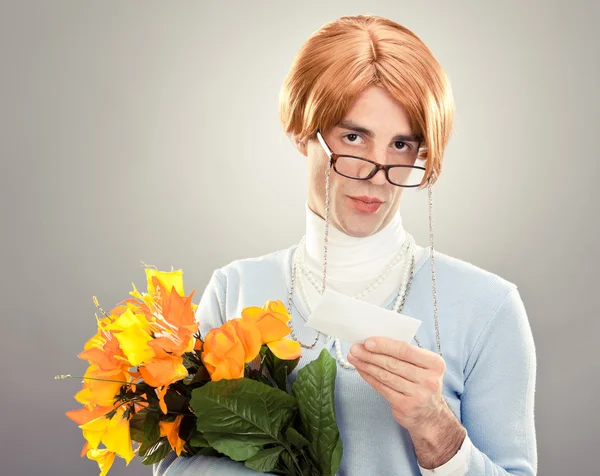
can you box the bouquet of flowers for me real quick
[59,266,342,476]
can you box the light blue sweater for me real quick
[153,245,537,475]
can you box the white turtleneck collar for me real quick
[303,201,409,283]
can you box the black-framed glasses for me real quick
[316,129,430,188]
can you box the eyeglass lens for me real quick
[334,155,425,186]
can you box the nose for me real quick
[369,167,388,185]
[367,145,390,185]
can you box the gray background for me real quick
[1,1,598,475]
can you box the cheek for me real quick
[307,155,325,179]
[390,188,403,204]
[310,161,339,193]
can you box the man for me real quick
[155,14,537,476]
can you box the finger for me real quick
[348,353,414,396]
[349,345,422,383]
[355,365,408,400]
[364,337,441,370]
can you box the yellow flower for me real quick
[86,448,116,476]
[146,268,184,296]
[127,282,157,310]
[105,308,155,366]
[74,366,130,408]
[159,415,186,456]
[80,406,135,464]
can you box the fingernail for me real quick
[365,340,376,350]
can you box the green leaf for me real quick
[197,446,221,457]
[143,384,160,407]
[245,446,285,472]
[143,410,160,444]
[261,346,300,392]
[140,437,171,465]
[292,349,342,476]
[190,378,297,445]
[129,426,145,443]
[285,427,309,449]
[189,430,210,447]
[129,409,147,443]
[280,450,304,476]
[164,389,187,414]
[203,433,262,461]
[138,437,156,457]
[178,414,196,442]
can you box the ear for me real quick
[294,138,308,157]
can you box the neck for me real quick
[304,202,408,282]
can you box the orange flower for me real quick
[138,355,187,389]
[78,327,129,373]
[66,405,114,426]
[241,300,292,343]
[159,415,186,456]
[227,318,262,363]
[148,283,198,356]
[138,355,188,414]
[266,338,301,361]
[201,321,247,381]
[200,301,302,381]
[241,300,301,360]
[193,337,202,352]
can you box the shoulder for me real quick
[421,249,530,366]
[429,248,517,291]
[211,244,295,290]
[204,244,296,320]
[420,247,519,319]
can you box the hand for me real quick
[347,336,447,434]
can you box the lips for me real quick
[348,195,383,204]
[348,196,384,213]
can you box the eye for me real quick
[343,133,363,144]
[394,141,409,151]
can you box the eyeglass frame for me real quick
[315,129,432,188]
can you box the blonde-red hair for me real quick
[279,15,454,187]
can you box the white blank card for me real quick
[305,288,422,344]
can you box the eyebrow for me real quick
[335,120,421,142]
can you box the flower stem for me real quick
[54,374,133,385]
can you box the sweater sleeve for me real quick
[152,270,274,476]
[462,287,538,476]
[418,430,473,475]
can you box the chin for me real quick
[334,215,381,238]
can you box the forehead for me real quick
[336,85,414,138]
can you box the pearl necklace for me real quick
[297,233,412,300]
[287,233,416,369]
